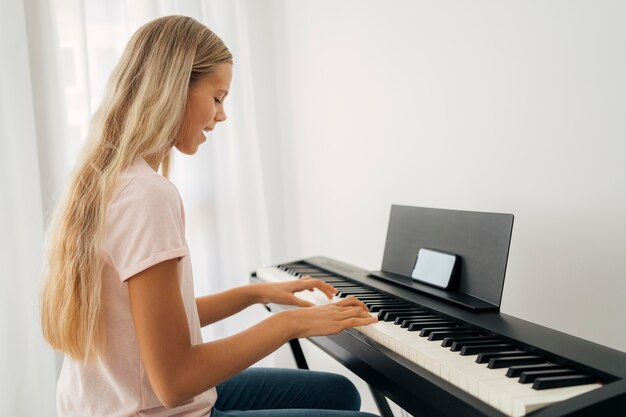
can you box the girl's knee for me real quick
[327,373,361,411]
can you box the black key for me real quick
[363,299,406,305]
[367,302,408,310]
[400,315,445,323]
[354,299,394,305]
[288,268,321,273]
[420,326,463,337]
[341,295,379,301]
[369,304,413,313]
[324,282,354,286]
[343,295,382,301]
[378,309,411,321]
[383,309,426,318]
[428,330,479,341]
[506,363,563,378]
[277,265,301,270]
[460,344,513,356]
[402,317,449,325]
[393,310,433,317]
[376,307,419,317]
[355,293,392,298]
[321,279,353,283]
[352,295,390,304]
[533,375,596,390]
[407,321,456,331]
[450,340,504,352]
[400,318,447,328]
[379,310,424,321]
[359,298,397,304]
[360,298,401,304]
[475,351,527,363]
[395,314,440,325]
[353,294,391,298]
[487,355,545,369]
[338,290,379,297]
[342,287,380,300]
[441,335,491,348]
[519,369,578,384]
[291,271,322,276]
[341,293,380,299]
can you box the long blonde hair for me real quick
[40,15,232,361]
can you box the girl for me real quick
[40,15,379,417]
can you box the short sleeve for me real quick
[104,175,188,282]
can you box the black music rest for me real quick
[369,205,514,311]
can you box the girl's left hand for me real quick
[256,277,337,307]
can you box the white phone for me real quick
[411,248,457,289]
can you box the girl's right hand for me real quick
[278,296,378,339]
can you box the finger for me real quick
[298,279,337,299]
[294,277,318,289]
[290,277,316,292]
[335,296,369,312]
[314,283,337,299]
[291,296,314,308]
[335,306,371,320]
[321,283,338,299]
[340,316,379,330]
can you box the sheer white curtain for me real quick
[1,0,60,416]
[1,0,276,415]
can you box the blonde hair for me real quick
[40,15,232,361]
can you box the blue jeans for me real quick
[211,368,380,417]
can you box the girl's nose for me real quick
[215,109,227,122]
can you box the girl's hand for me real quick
[256,277,337,307]
[278,296,378,339]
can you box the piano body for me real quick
[251,205,626,417]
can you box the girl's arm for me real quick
[195,286,260,327]
[128,258,376,409]
[196,280,338,327]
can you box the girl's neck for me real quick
[144,156,160,172]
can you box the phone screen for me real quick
[411,248,457,289]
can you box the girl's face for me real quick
[176,63,233,155]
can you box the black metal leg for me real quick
[369,386,395,417]
[288,337,395,416]
[288,338,309,370]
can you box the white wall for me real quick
[256,0,626,354]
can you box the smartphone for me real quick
[411,248,458,289]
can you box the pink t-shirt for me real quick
[57,158,216,416]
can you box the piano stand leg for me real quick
[287,338,395,417]
[369,386,395,417]
[288,338,309,370]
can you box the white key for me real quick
[509,383,601,417]
[256,266,297,283]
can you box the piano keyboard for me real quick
[255,263,604,417]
